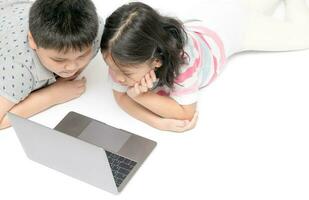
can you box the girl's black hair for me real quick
[100,2,187,88]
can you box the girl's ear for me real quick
[28,32,38,50]
[152,58,162,68]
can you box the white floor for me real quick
[1,1,309,200]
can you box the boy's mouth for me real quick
[61,70,77,75]
[59,70,79,78]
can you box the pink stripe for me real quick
[156,90,170,96]
[193,28,224,85]
[194,31,219,86]
[195,32,218,73]
[175,57,200,83]
[170,82,199,96]
[205,56,218,86]
[175,35,202,84]
[188,26,226,66]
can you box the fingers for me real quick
[140,78,148,92]
[127,70,158,98]
[168,111,199,132]
[75,77,87,87]
[134,83,141,96]
[173,119,189,127]
[150,70,157,82]
[144,73,153,88]
[71,77,87,96]
[77,77,86,94]
[185,111,199,130]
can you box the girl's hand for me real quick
[47,77,87,105]
[126,70,157,98]
[156,111,199,132]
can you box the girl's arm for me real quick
[129,91,196,120]
[113,90,197,132]
[125,71,197,120]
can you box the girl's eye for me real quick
[124,72,132,77]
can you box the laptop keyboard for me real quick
[105,151,137,187]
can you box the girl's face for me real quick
[103,52,161,87]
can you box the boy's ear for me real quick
[28,32,38,50]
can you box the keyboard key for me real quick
[105,151,137,187]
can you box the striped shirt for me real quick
[109,23,226,105]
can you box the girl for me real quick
[100,0,309,132]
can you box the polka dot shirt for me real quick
[0,0,103,104]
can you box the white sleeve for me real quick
[169,82,200,105]
[108,72,128,93]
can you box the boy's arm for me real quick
[129,91,197,120]
[0,87,54,130]
[113,91,197,132]
[0,96,15,130]
[0,78,87,130]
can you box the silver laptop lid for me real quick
[54,112,157,163]
[53,111,157,192]
[7,113,118,194]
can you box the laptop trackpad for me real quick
[78,121,131,152]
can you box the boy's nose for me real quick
[65,62,78,71]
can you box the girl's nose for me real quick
[116,74,126,83]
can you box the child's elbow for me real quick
[176,109,196,121]
[179,112,195,121]
[0,120,10,130]
[177,104,197,121]
[113,90,127,104]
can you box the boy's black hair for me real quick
[100,2,187,89]
[29,0,98,52]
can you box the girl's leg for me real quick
[242,0,309,51]
[285,0,309,23]
[239,0,282,15]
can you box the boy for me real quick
[0,0,103,129]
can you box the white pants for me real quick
[241,0,309,53]
[143,0,309,57]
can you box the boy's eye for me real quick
[78,54,88,60]
[78,50,92,59]
[52,59,65,63]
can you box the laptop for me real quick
[7,112,156,194]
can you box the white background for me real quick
[1,1,309,200]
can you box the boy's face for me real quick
[35,47,93,78]
[28,32,93,78]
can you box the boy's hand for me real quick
[48,77,87,105]
[126,70,157,98]
[156,111,199,132]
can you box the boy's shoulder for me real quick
[0,1,32,64]
[0,1,56,104]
